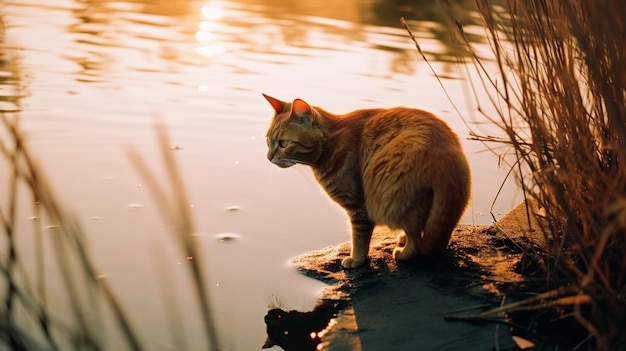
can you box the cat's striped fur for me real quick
[264,94,471,268]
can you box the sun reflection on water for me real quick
[195,2,227,58]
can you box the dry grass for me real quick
[1,111,142,350]
[128,121,223,351]
[0,113,222,351]
[421,0,626,349]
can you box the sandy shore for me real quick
[291,201,545,351]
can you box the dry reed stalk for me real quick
[1,111,148,351]
[445,287,591,322]
[1,112,222,350]
[128,121,222,351]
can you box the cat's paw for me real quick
[393,246,416,261]
[341,257,366,269]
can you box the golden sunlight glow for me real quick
[195,2,226,57]
[202,5,223,20]
[199,20,218,32]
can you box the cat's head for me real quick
[262,307,320,351]
[263,94,325,168]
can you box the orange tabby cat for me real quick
[264,94,471,269]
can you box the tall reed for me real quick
[128,122,222,351]
[0,100,222,351]
[1,111,144,350]
[436,0,625,348]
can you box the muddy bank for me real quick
[291,201,547,351]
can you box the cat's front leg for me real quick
[341,209,374,269]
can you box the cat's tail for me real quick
[419,161,471,256]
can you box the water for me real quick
[1,0,519,350]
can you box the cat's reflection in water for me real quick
[262,299,346,351]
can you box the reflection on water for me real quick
[2,0,516,350]
[263,299,346,351]
[39,0,486,85]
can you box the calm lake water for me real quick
[2,0,518,350]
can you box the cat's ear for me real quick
[261,336,275,349]
[290,99,315,126]
[262,93,287,114]
[291,99,312,117]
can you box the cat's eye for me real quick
[278,140,288,148]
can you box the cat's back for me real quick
[354,107,463,155]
